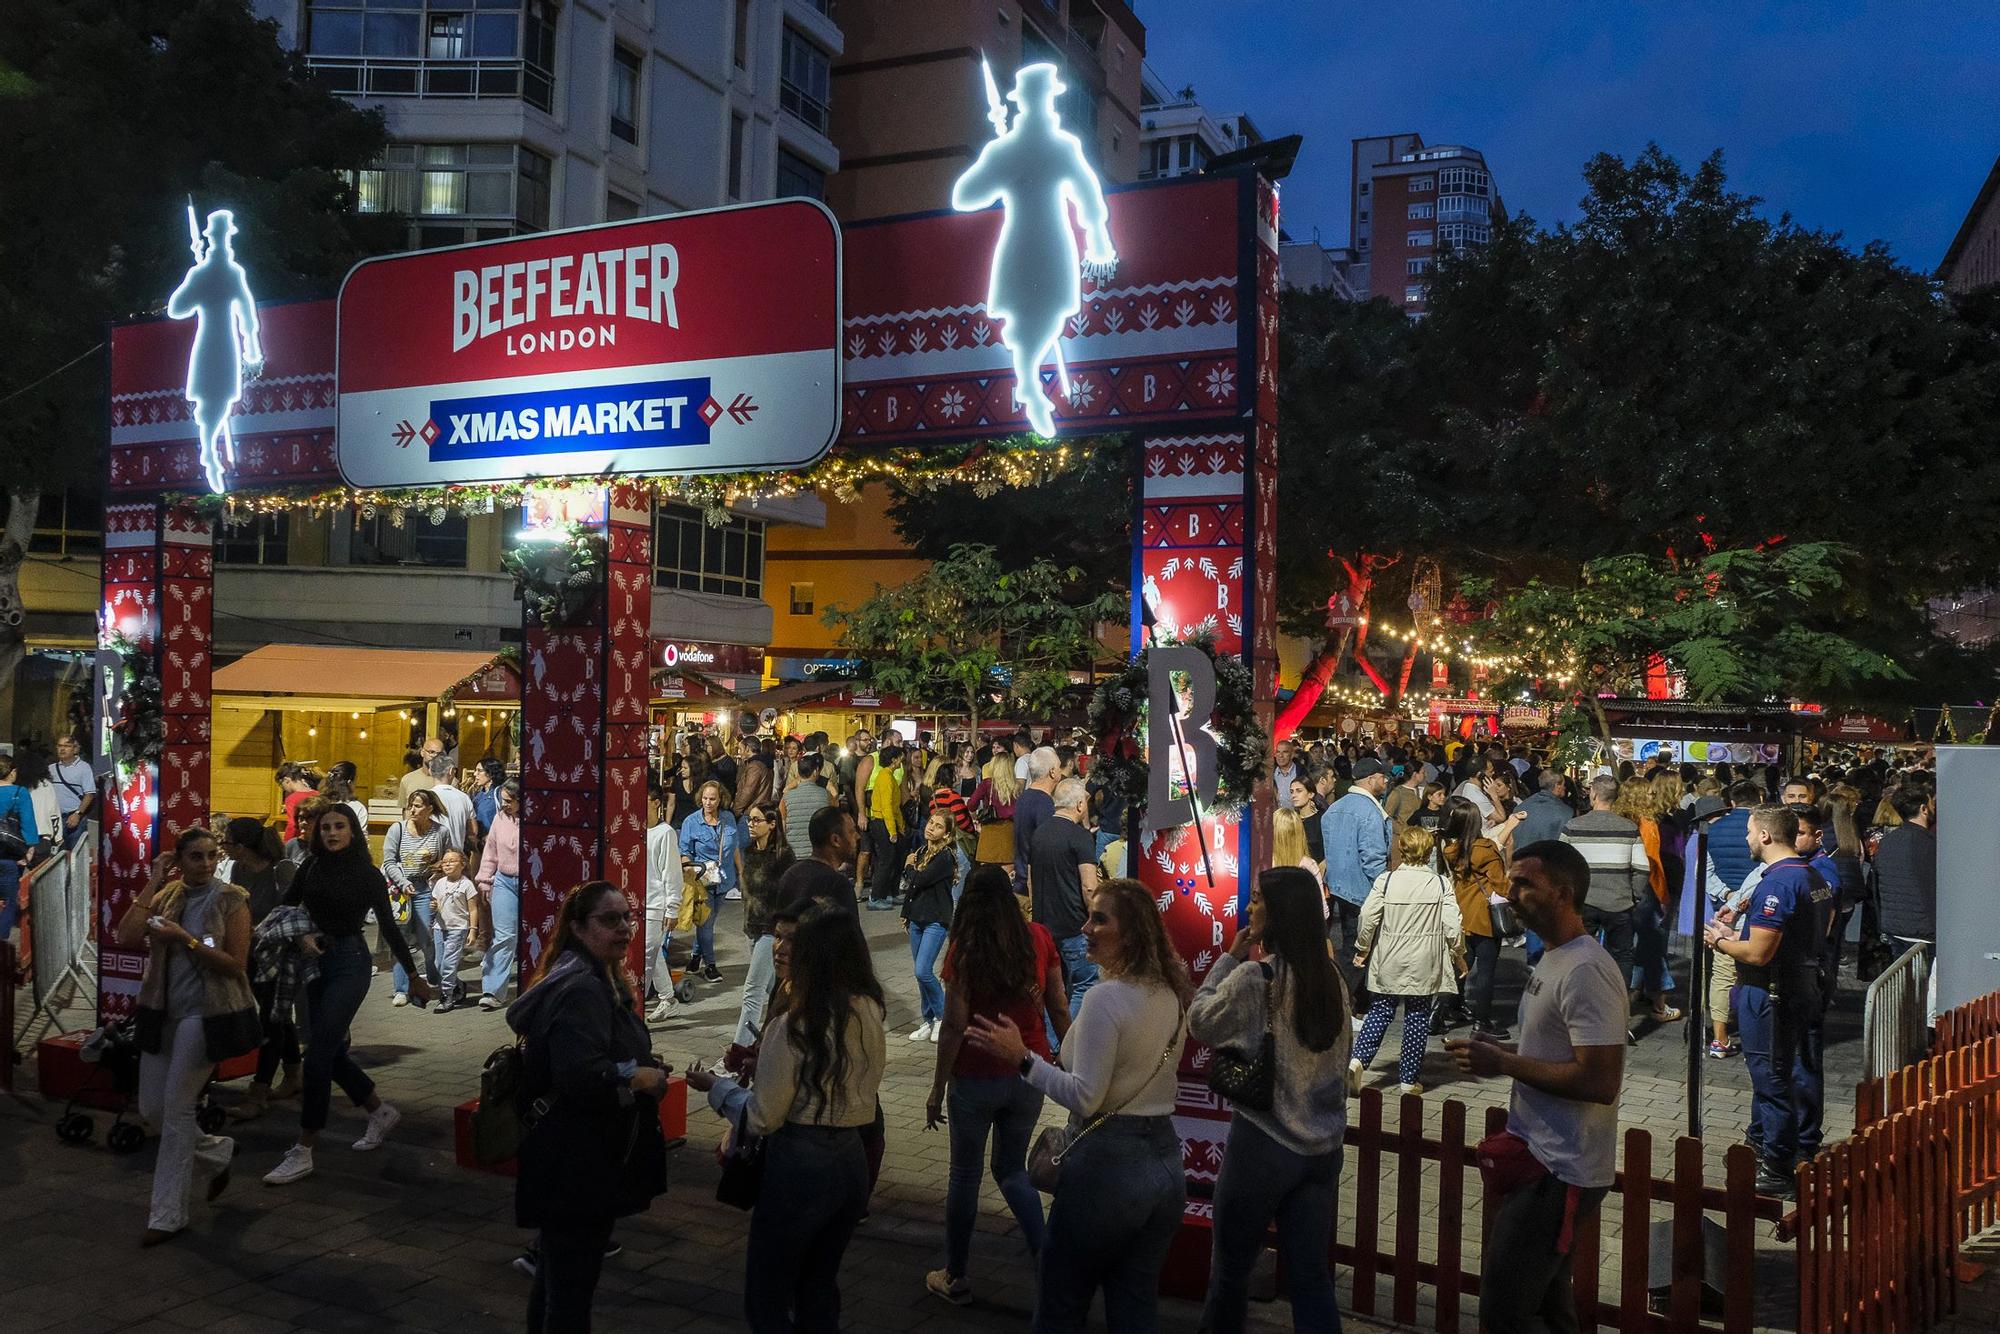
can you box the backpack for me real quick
[469,1039,552,1165]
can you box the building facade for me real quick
[1349,132,1502,314]
[1279,237,1360,298]
[824,0,1144,222]
[1938,156,2000,296]
[1136,64,1261,181]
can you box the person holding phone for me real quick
[114,827,257,1245]
[508,881,669,1332]
[263,805,429,1186]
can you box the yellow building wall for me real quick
[763,484,927,660]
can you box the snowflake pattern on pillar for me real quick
[517,484,653,986]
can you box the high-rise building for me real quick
[1349,132,1502,315]
[1136,64,1261,182]
[255,0,843,241]
[1938,156,2000,296]
[824,0,1145,222]
[1279,238,1360,299]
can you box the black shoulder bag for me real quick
[1206,961,1276,1111]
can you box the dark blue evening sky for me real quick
[1136,1,2000,271]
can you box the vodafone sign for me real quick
[334,199,841,487]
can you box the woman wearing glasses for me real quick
[509,881,669,1333]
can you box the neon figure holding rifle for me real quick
[168,207,264,494]
[951,61,1117,439]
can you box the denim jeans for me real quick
[1036,1115,1185,1333]
[1581,903,1637,985]
[302,935,377,1133]
[1202,1116,1343,1334]
[390,890,435,995]
[1479,1174,1608,1334]
[481,871,520,1001]
[1328,897,1368,1007]
[0,857,21,939]
[1631,891,1671,994]
[137,1013,235,1232]
[1056,933,1099,1015]
[746,1124,868,1333]
[908,921,948,1023]
[866,819,903,903]
[252,976,301,1085]
[694,882,721,965]
[945,1075,1047,1278]
[432,924,468,1007]
[1460,931,1500,1026]
[734,934,776,1045]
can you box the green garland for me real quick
[1087,631,1269,820]
[106,635,163,770]
[501,524,607,628]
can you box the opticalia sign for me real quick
[334,200,841,487]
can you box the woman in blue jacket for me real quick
[679,779,740,983]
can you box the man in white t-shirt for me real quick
[425,755,475,852]
[1448,838,1626,1334]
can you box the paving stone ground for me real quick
[5,900,1994,1333]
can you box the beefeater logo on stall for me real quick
[334,199,842,488]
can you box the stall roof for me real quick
[737,679,851,712]
[651,665,747,705]
[212,645,518,708]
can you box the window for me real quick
[1357,236,1369,251]
[28,490,102,557]
[1437,193,1490,221]
[734,0,751,69]
[1407,201,1434,220]
[610,45,641,144]
[351,509,468,568]
[1407,230,1432,248]
[728,113,746,200]
[1408,175,1435,192]
[1405,284,1426,304]
[1436,222,1491,250]
[1438,165,1490,197]
[1359,181,1370,196]
[214,514,290,567]
[350,142,550,248]
[776,148,824,200]
[1143,139,1172,179]
[653,503,765,599]
[1358,209,1368,223]
[779,27,831,133]
[1406,257,1430,275]
[606,190,640,221]
[305,2,556,112]
[788,583,815,617]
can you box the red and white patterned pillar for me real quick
[517,483,654,987]
[97,500,213,1021]
[1130,176,1281,1276]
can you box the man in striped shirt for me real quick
[1561,776,1652,1036]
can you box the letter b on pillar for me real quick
[1144,646,1216,833]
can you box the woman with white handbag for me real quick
[965,878,1190,1333]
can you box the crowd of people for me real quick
[17,712,1947,1332]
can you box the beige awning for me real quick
[212,645,517,711]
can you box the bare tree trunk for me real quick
[0,487,39,737]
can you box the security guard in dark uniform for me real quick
[1704,804,1834,1198]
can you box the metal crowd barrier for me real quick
[11,821,98,1050]
[1862,942,1933,1082]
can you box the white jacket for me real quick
[646,822,683,918]
[1356,864,1463,996]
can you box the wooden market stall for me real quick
[209,644,520,833]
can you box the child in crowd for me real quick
[430,849,481,1012]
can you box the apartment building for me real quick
[1136,63,1261,181]
[1350,132,1502,314]
[1938,155,2000,296]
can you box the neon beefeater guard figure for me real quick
[167,208,264,493]
[951,61,1117,439]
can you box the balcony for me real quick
[778,77,829,134]
[308,55,554,113]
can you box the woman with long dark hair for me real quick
[922,864,1071,1306]
[688,908,887,1332]
[1437,795,1508,1037]
[114,826,258,1244]
[732,801,795,1045]
[222,817,299,1121]
[263,804,428,1186]
[508,881,668,1333]
[901,808,958,1042]
[1192,865,1353,1331]
[965,879,1191,1332]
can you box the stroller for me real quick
[55,1017,226,1154]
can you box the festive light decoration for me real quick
[168,207,264,495]
[1089,631,1268,821]
[182,439,1089,525]
[503,522,608,628]
[952,61,1118,439]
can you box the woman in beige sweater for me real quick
[689,908,885,1332]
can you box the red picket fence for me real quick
[1325,1088,1781,1333]
[1929,991,2000,1061]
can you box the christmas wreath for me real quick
[1087,631,1269,820]
[108,638,163,770]
[502,524,607,628]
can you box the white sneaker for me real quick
[724,887,742,900]
[352,1102,401,1151]
[928,1021,940,1044]
[1399,1082,1425,1097]
[1347,1059,1364,1095]
[392,993,409,1008]
[263,1144,314,1186]
[908,1019,933,1042]
[647,998,677,1023]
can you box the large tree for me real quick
[0,0,399,721]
